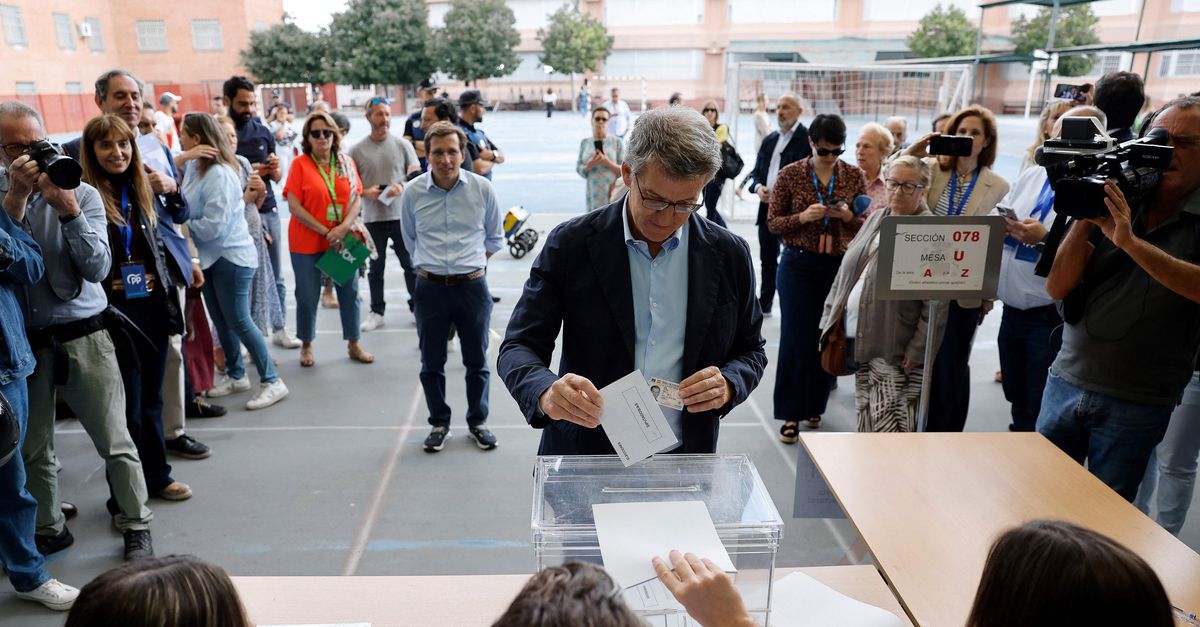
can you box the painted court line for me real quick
[54,423,763,435]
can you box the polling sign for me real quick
[873,215,1006,301]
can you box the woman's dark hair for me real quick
[222,75,256,101]
[965,520,1173,627]
[808,113,847,146]
[939,105,999,170]
[80,115,157,229]
[65,555,251,627]
[424,97,459,125]
[492,562,644,627]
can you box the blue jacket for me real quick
[746,126,811,225]
[0,209,44,384]
[498,199,767,455]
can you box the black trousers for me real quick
[757,214,780,313]
[925,301,981,432]
[998,304,1063,432]
[703,179,728,228]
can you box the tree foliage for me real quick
[907,3,977,59]
[434,0,521,85]
[328,0,434,86]
[1012,6,1100,77]
[537,6,612,77]
[239,20,330,85]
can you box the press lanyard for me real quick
[317,155,341,222]
[1032,178,1055,223]
[947,168,980,216]
[812,166,836,229]
[118,184,133,258]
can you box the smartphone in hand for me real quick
[928,135,973,157]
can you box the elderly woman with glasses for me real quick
[576,108,624,211]
[819,156,948,432]
[768,113,867,440]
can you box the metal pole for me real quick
[1039,0,1062,111]
[971,7,985,103]
[917,300,939,432]
[1143,51,1153,79]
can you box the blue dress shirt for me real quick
[399,170,503,275]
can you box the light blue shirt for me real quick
[400,170,503,275]
[183,162,258,270]
[622,198,689,444]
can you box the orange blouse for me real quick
[282,152,363,255]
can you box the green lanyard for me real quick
[317,155,342,222]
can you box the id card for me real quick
[1014,243,1041,262]
[121,263,150,299]
[326,204,343,222]
[648,377,684,410]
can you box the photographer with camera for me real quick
[1041,96,1200,501]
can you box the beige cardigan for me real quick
[922,158,1010,308]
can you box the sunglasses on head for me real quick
[815,147,844,157]
[309,129,335,139]
[367,97,391,108]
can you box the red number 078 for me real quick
[952,231,981,242]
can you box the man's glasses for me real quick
[884,179,926,195]
[815,147,845,157]
[634,174,704,214]
[0,139,44,158]
[309,129,335,139]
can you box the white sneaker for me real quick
[208,376,251,398]
[16,579,79,611]
[246,379,289,410]
[272,328,302,349]
[361,312,385,332]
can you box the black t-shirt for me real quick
[235,117,278,212]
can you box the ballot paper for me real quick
[136,132,174,176]
[769,572,905,627]
[600,370,678,467]
[377,185,400,206]
[593,500,736,590]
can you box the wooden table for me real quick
[234,565,910,626]
[800,432,1200,627]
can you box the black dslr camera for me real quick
[1035,117,1172,219]
[27,139,82,190]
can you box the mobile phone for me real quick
[928,135,973,157]
[999,205,1019,221]
[377,184,387,191]
[1054,83,1081,100]
[593,139,604,152]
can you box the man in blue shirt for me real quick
[498,106,767,456]
[400,122,503,453]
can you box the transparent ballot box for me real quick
[531,454,784,624]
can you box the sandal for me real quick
[348,343,375,364]
[779,421,800,444]
[300,344,314,368]
[804,416,822,430]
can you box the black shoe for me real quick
[61,501,77,520]
[186,397,227,419]
[123,530,154,561]
[467,425,498,450]
[423,426,451,452]
[166,434,212,460]
[35,527,74,557]
[491,295,501,303]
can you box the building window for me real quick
[428,2,450,27]
[489,52,571,83]
[865,0,975,21]
[603,49,705,81]
[1160,49,1200,77]
[255,20,266,32]
[85,17,104,51]
[192,19,223,51]
[1172,0,1200,11]
[136,20,168,52]
[65,82,83,94]
[15,82,35,95]
[53,13,75,50]
[0,5,26,46]
[605,0,704,27]
[1086,51,1130,76]
[731,0,836,23]
[507,0,564,30]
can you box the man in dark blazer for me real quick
[499,106,767,456]
[744,94,811,316]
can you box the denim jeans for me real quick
[774,248,840,420]
[926,301,981,432]
[291,252,361,342]
[414,275,491,427]
[202,258,279,384]
[1037,370,1173,501]
[364,220,416,315]
[261,209,287,321]
[0,379,50,593]
[1134,373,1200,535]
[998,304,1063,432]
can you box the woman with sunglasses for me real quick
[818,156,948,432]
[575,108,623,211]
[180,112,289,410]
[699,100,730,228]
[282,111,373,367]
[768,113,867,440]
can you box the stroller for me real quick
[503,206,539,259]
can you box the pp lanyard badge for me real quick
[118,185,150,299]
[318,157,343,222]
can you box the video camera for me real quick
[1035,117,1172,219]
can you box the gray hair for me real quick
[885,116,908,131]
[858,122,895,154]
[1053,105,1108,137]
[624,106,721,180]
[0,101,44,140]
[95,69,144,101]
[885,155,932,211]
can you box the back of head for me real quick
[624,105,721,181]
[64,555,251,627]
[329,110,351,135]
[965,520,1173,627]
[1094,71,1145,131]
[492,562,644,627]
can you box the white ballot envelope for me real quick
[136,132,174,176]
[770,572,905,627]
[593,500,736,590]
[600,370,678,467]
[377,185,400,207]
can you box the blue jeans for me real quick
[998,304,1063,432]
[261,210,287,321]
[414,275,491,427]
[291,252,361,342]
[1134,373,1200,535]
[0,379,50,593]
[1037,371,1173,501]
[202,258,279,384]
[774,248,840,420]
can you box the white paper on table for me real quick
[593,500,735,590]
[377,185,400,206]
[136,132,174,176]
[599,369,678,467]
[622,578,686,613]
[769,572,905,627]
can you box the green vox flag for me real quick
[315,234,371,286]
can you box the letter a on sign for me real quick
[923,268,933,277]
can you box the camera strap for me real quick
[947,168,980,216]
